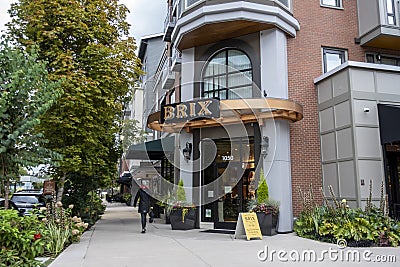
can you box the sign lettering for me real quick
[161,98,220,123]
[234,212,262,241]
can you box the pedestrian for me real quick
[133,185,152,233]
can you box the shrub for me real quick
[35,194,89,258]
[177,179,186,202]
[63,191,105,226]
[294,183,400,247]
[257,168,269,203]
[0,209,47,266]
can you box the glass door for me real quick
[385,143,400,219]
[201,137,255,229]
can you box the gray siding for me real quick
[316,62,400,208]
[357,0,380,37]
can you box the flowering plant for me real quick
[247,198,280,216]
[247,169,280,216]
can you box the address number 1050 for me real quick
[222,155,234,161]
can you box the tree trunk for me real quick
[56,173,66,202]
[4,179,10,210]
[1,156,8,209]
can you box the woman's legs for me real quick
[141,212,147,232]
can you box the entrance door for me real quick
[201,138,256,229]
[385,145,400,219]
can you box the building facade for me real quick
[132,0,400,232]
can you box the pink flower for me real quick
[34,233,41,240]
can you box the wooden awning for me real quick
[147,98,303,133]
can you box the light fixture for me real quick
[363,107,370,113]
[261,136,269,158]
[182,142,192,161]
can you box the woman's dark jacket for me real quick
[134,188,151,213]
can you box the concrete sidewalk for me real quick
[49,203,400,267]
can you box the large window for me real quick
[321,0,342,8]
[202,49,253,100]
[322,47,347,73]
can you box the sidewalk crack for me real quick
[171,237,212,267]
[80,227,96,267]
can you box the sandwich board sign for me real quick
[234,212,262,240]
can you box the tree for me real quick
[121,119,147,152]
[257,168,269,203]
[7,0,143,201]
[177,179,187,202]
[0,38,61,207]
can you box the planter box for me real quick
[256,212,278,236]
[169,208,196,230]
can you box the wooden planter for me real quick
[169,208,196,230]
[256,212,278,236]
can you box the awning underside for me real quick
[147,98,303,133]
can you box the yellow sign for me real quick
[234,212,262,241]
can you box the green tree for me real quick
[121,119,147,152]
[177,179,187,202]
[7,0,142,201]
[0,38,61,207]
[257,168,269,203]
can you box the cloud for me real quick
[0,0,166,41]
[0,1,14,33]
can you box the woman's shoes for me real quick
[141,228,146,233]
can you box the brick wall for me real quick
[288,1,366,216]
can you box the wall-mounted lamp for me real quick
[261,136,269,158]
[363,107,370,113]
[182,142,192,161]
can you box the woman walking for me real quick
[133,185,152,233]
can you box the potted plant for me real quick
[168,179,196,230]
[247,169,280,236]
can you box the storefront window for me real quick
[202,49,253,100]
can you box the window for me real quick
[276,0,290,9]
[366,53,400,67]
[321,0,342,8]
[386,0,396,25]
[323,48,347,73]
[186,0,203,8]
[202,49,253,100]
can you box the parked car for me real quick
[11,191,46,215]
[0,198,25,215]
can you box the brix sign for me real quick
[161,98,220,123]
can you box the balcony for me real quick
[163,5,177,42]
[357,0,400,50]
[171,0,299,51]
[171,49,182,72]
[161,57,176,90]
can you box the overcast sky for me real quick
[0,0,166,45]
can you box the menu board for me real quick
[234,212,262,241]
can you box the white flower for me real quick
[68,204,74,209]
[341,199,347,203]
[56,201,63,207]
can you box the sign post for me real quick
[234,212,262,240]
[43,180,56,195]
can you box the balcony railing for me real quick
[171,49,182,72]
[358,0,400,50]
[163,6,177,42]
[173,0,291,18]
[161,57,175,90]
